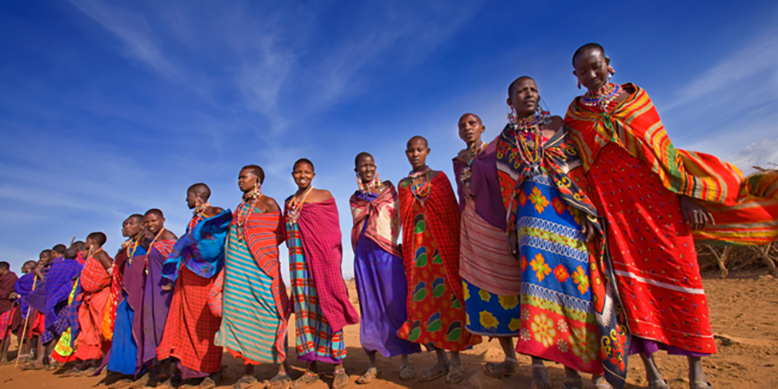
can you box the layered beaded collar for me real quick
[581,82,622,111]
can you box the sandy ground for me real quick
[1,270,777,389]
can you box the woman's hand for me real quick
[507,230,520,260]
[679,196,715,231]
[580,217,596,242]
[456,149,470,165]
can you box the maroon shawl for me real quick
[295,198,359,333]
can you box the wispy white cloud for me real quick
[69,0,178,78]
[724,137,778,175]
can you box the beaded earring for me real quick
[577,80,581,89]
[506,105,517,126]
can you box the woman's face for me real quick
[292,162,315,190]
[573,48,610,92]
[355,155,377,183]
[507,78,539,118]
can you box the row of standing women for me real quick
[210,42,770,389]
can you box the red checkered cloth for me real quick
[157,266,222,374]
[74,257,112,360]
[207,270,223,317]
[398,172,465,306]
[291,198,359,333]
[102,249,129,340]
[0,307,16,340]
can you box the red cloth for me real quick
[292,198,360,333]
[241,209,291,359]
[75,257,112,360]
[0,307,15,341]
[0,272,18,314]
[588,144,716,354]
[398,172,466,305]
[102,248,129,340]
[157,266,222,374]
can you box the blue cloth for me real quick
[41,257,82,343]
[353,192,420,358]
[107,299,137,375]
[53,279,82,347]
[108,246,147,376]
[163,209,232,282]
[14,273,38,319]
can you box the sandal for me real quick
[356,367,379,385]
[562,377,583,389]
[128,374,150,388]
[60,367,84,377]
[200,375,219,389]
[418,363,448,383]
[530,364,551,389]
[648,379,670,389]
[292,370,319,389]
[690,382,713,389]
[483,359,520,378]
[20,360,45,370]
[332,369,349,389]
[398,365,415,381]
[232,375,258,389]
[109,378,134,389]
[445,365,464,384]
[267,373,292,389]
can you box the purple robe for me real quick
[353,192,420,358]
[139,243,174,366]
[454,136,507,230]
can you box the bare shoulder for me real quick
[260,195,281,213]
[546,116,564,131]
[160,230,178,240]
[206,206,224,216]
[308,188,333,203]
[95,250,112,268]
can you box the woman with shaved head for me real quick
[563,43,751,389]
[489,76,610,389]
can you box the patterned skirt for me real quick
[396,201,475,351]
[215,224,284,364]
[463,279,520,336]
[287,222,346,363]
[514,174,601,374]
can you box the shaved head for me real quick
[572,43,606,65]
[128,214,144,224]
[407,135,428,149]
[87,232,107,247]
[145,208,164,218]
[188,183,211,200]
[459,113,482,124]
[508,76,535,97]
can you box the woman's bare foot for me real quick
[231,375,257,389]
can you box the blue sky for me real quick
[1,1,777,280]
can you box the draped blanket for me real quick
[42,258,82,342]
[102,248,129,340]
[564,83,745,207]
[14,273,39,319]
[138,239,176,367]
[240,208,291,359]
[695,170,778,246]
[349,183,402,258]
[455,145,520,296]
[291,198,359,333]
[398,173,465,310]
[75,257,111,360]
[163,210,233,282]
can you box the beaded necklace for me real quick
[459,141,487,188]
[145,227,166,271]
[357,173,383,195]
[87,247,103,260]
[188,201,211,231]
[509,110,550,175]
[581,82,622,111]
[409,166,432,203]
[287,187,313,225]
[125,234,142,263]
[237,187,263,240]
